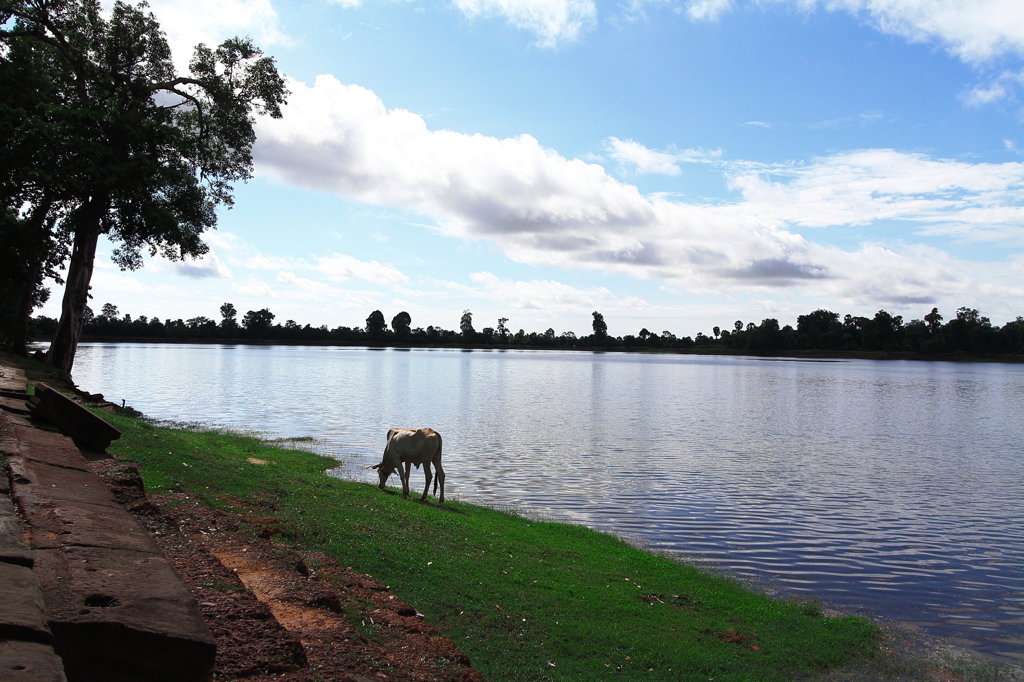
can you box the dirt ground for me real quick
[88,457,483,682]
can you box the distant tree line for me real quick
[23,304,1024,358]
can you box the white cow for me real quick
[371,428,445,503]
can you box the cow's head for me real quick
[371,462,391,489]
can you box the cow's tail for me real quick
[433,432,442,496]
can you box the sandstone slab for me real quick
[4,428,89,472]
[0,397,31,416]
[0,641,66,682]
[0,496,33,568]
[34,546,215,682]
[26,385,119,453]
[0,366,27,393]
[20,499,159,555]
[0,562,51,644]
[8,460,116,509]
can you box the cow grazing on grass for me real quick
[371,428,445,503]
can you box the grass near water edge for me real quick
[94,409,885,682]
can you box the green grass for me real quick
[93,410,882,682]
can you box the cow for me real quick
[371,428,445,503]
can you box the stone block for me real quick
[0,641,66,682]
[8,460,116,510]
[0,366,27,393]
[34,547,215,682]
[5,429,89,472]
[0,497,33,568]
[0,397,31,416]
[25,385,119,454]
[0,562,51,644]
[19,500,159,555]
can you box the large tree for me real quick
[0,0,287,374]
[0,30,78,354]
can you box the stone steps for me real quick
[0,362,214,682]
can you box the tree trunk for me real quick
[11,199,55,357]
[47,199,105,376]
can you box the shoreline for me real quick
[45,336,1024,365]
[5,351,1023,680]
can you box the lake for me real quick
[69,342,1024,663]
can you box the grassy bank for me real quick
[86,409,883,682]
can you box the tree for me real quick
[391,311,411,340]
[592,311,607,338]
[99,302,119,320]
[924,307,943,332]
[460,310,475,339]
[219,302,238,335]
[872,309,903,350]
[1,0,287,374]
[496,317,509,339]
[713,326,720,339]
[241,308,274,338]
[0,33,75,354]
[797,309,840,349]
[366,310,386,340]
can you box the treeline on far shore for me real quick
[29,302,1024,357]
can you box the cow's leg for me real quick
[401,461,412,498]
[434,459,445,504]
[421,462,432,501]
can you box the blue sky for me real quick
[49,0,1024,337]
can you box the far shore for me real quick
[57,335,1024,364]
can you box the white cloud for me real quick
[963,82,1008,108]
[450,0,596,46]
[175,250,232,279]
[244,254,300,270]
[254,76,1024,309]
[808,110,884,130]
[314,253,409,287]
[603,138,722,175]
[469,271,614,309]
[685,0,1024,63]
[686,0,733,21]
[605,138,683,175]
[742,121,775,129]
[90,271,150,294]
[233,277,275,297]
[726,149,1024,239]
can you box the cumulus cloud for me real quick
[687,0,1024,63]
[314,254,409,287]
[175,250,232,279]
[451,0,596,47]
[254,76,1024,308]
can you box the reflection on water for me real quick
[72,343,1024,663]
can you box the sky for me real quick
[40,0,1024,337]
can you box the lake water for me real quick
[69,343,1024,663]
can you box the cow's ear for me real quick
[370,464,381,470]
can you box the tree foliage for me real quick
[460,310,475,339]
[0,0,287,371]
[365,310,386,339]
[391,311,411,340]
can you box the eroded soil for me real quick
[89,457,483,682]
